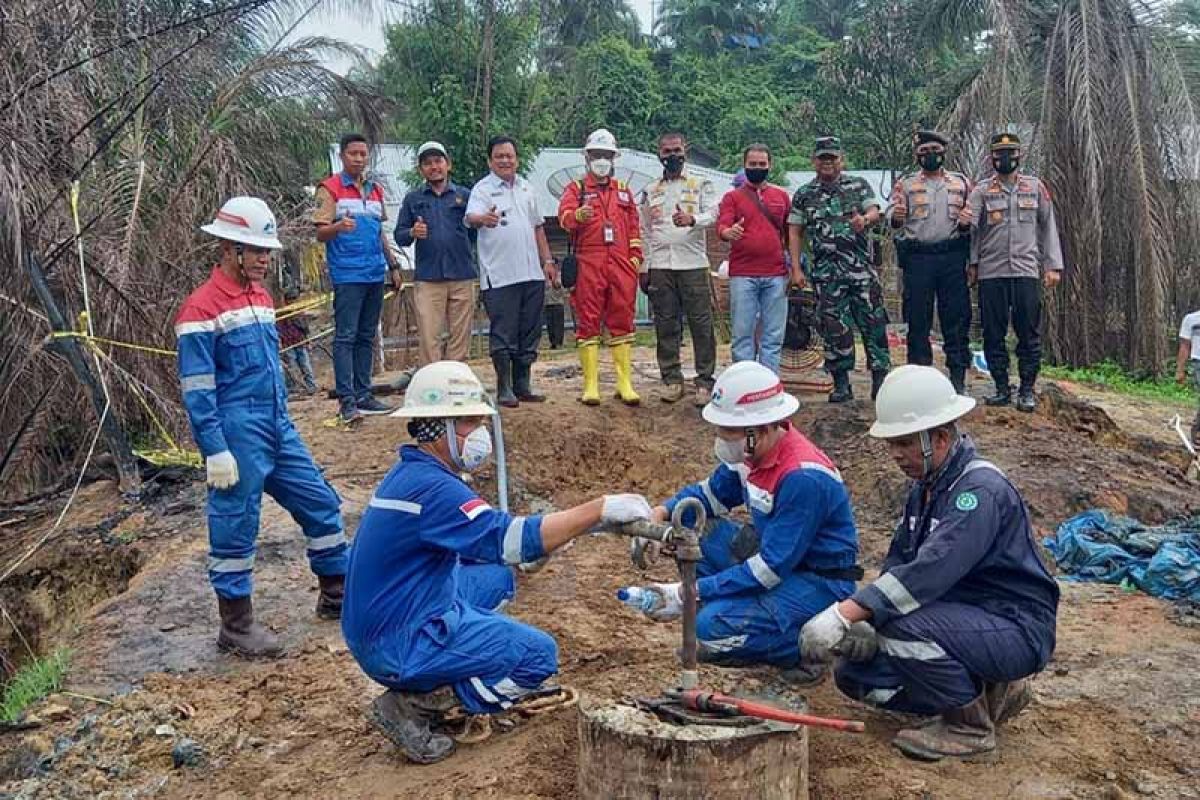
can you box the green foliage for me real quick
[556,36,663,150]
[1,649,70,723]
[1042,361,1196,404]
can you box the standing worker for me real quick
[889,131,973,393]
[314,133,404,425]
[175,197,348,658]
[962,132,1064,412]
[342,360,653,764]
[465,135,558,408]
[789,136,891,402]
[801,365,1059,761]
[557,128,645,406]
[639,131,718,406]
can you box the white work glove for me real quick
[834,621,878,663]
[206,450,240,490]
[646,583,683,622]
[799,603,851,663]
[601,494,653,525]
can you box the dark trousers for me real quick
[482,280,545,366]
[332,282,383,403]
[901,246,971,370]
[979,277,1041,387]
[545,304,565,349]
[647,268,717,388]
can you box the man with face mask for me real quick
[342,360,653,764]
[621,361,860,676]
[961,132,1064,411]
[889,131,973,393]
[789,136,892,403]
[557,128,645,405]
[800,365,1059,762]
[638,132,718,406]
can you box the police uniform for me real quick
[835,437,1059,715]
[663,424,860,667]
[789,139,891,379]
[964,133,1064,401]
[342,446,556,715]
[889,131,972,376]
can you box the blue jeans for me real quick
[333,282,383,404]
[282,346,317,394]
[730,275,788,374]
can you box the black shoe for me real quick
[338,398,362,425]
[315,574,344,620]
[829,371,853,403]
[358,395,395,416]
[870,369,888,401]
[949,368,967,396]
[1016,386,1037,413]
[369,691,456,765]
[984,384,1011,407]
[491,354,519,408]
[513,362,545,403]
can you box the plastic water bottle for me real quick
[616,587,660,614]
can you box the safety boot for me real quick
[660,382,685,403]
[829,370,853,403]
[578,342,601,406]
[892,694,995,762]
[984,377,1011,407]
[949,367,967,396]
[985,678,1032,726]
[369,690,456,765]
[611,341,641,406]
[1016,383,1037,413]
[315,574,344,620]
[512,362,544,402]
[870,369,889,401]
[491,354,519,408]
[217,596,283,659]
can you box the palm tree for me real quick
[655,0,772,54]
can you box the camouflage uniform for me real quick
[789,174,891,375]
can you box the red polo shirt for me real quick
[718,184,790,278]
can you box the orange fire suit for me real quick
[558,175,644,343]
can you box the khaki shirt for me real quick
[638,172,718,272]
[965,174,1064,280]
[888,171,971,244]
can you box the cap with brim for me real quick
[913,130,948,148]
[417,141,448,160]
[814,136,842,156]
[990,132,1021,151]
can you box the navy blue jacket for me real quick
[852,436,1059,664]
[394,182,477,282]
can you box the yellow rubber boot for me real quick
[579,341,601,406]
[611,341,641,406]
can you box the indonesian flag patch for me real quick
[460,497,491,521]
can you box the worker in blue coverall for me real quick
[341,360,655,765]
[174,197,348,659]
[621,361,861,680]
[801,365,1059,761]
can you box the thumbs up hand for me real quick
[672,203,694,228]
[482,205,501,228]
[412,215,429,240]
[723,216,746,242]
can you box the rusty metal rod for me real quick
[677,689,866,734]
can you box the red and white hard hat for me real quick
[702,361,800,427]
[584,128,619,155]
[200,196,283,249]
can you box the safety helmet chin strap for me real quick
[919,428,935,479]
[445,419,463,469]
[744,427,758,460]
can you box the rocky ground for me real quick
[1,345,1198,799]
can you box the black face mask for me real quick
[993,152,1019,175]
[661,154,685,175]
[918,152,945,172]
[744,167,769,185]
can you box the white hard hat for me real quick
[390,361,495,419]
[417,141,448,160]
[584,128,619,154]
[201,197,283,249]
[869,365,977,439]
[702,361,800,427]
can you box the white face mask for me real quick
[713,436,746,466]
[589,158,613,178]
[449,422,493,471]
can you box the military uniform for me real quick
[889,131,972,379]
[964,133,1063,407]
[789,154,891,380]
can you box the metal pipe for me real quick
[677,689,866,734]
[492,409,509,512]
[670,498,705,691]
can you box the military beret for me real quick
[814,136,842,156]
[990,132,1022,151]
[913,130,948,148]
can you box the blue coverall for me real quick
[835,436,1060,714]
[175,267,346,599]
[342,446,555,715]
[664,424,859,667]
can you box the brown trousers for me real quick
[415,279,476,366]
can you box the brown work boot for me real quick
[216,596,283,659]
[693,385,712,408]
[315,574,345,620]
[985,678,1032,726]
[892,694,995,762]
[370,690,456,765]
[660,382,685,403]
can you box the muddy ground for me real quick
[1,345,1199,799]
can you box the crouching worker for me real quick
[800,365,1059,761]
[623,361,860,676]
[341,360,653,764]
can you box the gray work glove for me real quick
[833,621,878,663]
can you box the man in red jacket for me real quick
[557,128,644,406]
[718,144,802,376]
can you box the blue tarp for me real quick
[1043,510,1200,602]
